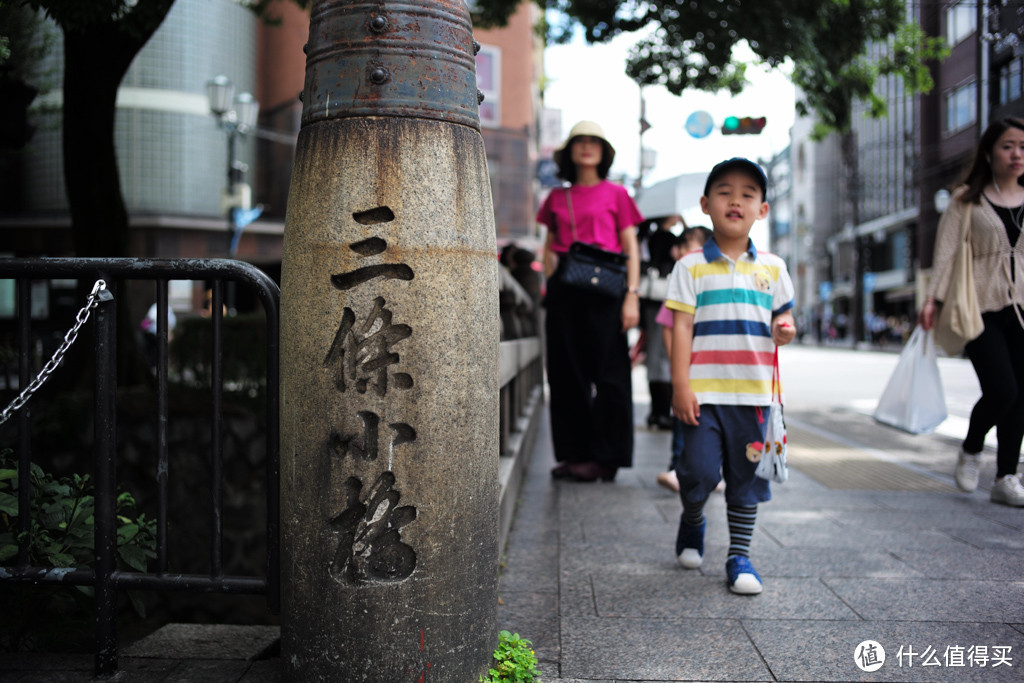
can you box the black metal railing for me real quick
[0,258,280,676]
[0,256,543,676]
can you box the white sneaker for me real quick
[954,449,981,492]
[990,475,1024,507]
[677,548,703,569]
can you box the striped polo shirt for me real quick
[664,238,794,406]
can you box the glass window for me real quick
[1010,59,1022,102]
[944,81,977,133]
[475,44,501,128]
[945,1,977,47]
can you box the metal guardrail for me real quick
[0,257,542,676]
[0,258,280,676]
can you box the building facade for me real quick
[1,0,543,311]
[792,0,1024,344]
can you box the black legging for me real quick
[963,305,1024,478]
[544,267,634,468]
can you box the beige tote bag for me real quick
[934,202,984,356]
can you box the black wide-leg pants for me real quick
[544,272,634,468]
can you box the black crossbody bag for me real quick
[559,189,628,297]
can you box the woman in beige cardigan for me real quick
[919,117,1024,507]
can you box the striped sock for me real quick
[727,504,757,558]
[682,498,706,528]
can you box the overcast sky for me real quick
[542,30,797,188]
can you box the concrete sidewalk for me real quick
[497,407,1024,682]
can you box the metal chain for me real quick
[0,279,108,426]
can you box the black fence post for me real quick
[92,284,118,676]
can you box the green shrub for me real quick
[0,449,157,650]
[481,630,541,683]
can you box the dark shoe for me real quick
[675,518,705,568]
[648,414,674,430]
[569,461,617,482]
[551,463,574,479]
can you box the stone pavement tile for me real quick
[237,659,281,683]
[824,578,1024,622]
[122,623,279,660]
[946,526,1024,551]
[157,658,252,682]
[561,540,679,577]
[767,486,893,511]
[0,654,98,683]
[590,572,861,621]
[832,507,1020,535]
[703,544,924,579]
[500,542,560,593]
[560,570,599,618]
[560,615,774,681]
[760,522,973,552]
[897,543,1024,581]
[744,619,1024,682]
[863,490,987,512]
[974,507,1024,532]
[495,590,561,664]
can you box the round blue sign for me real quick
[685,110,714,139]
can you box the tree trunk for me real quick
[841,130,866,344]
[63,30,135,257]
[56,3,174,387]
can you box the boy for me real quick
[664,158,796,595]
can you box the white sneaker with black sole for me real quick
[990,474,1024,507]
[954,449,981,492]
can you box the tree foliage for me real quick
[474,0,948,137]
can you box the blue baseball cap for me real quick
[703,157,768,197]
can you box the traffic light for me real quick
[721,116,766,135]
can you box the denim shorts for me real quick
[675,404,772,507]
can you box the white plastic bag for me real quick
[755,349,788,483]
[873,327,948,434]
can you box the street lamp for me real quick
[206,75,260,257]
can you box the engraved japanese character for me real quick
[324,296,413,396]
[329,472,417,585]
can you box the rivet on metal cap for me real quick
[473,40,481,55]
[370,15,388,33]
[370,67,391,85]
[302,42,308,54]
[477,90,485,105]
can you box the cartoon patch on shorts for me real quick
[753,270,773,294]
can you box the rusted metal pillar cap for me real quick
[302,0,480,130]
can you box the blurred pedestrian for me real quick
[643,215,684,430]
[537,120,643,483]
[140,302,176,368]
[655,226,714,493]
[918,116,1024,507]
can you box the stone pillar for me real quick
[278,1,499,680]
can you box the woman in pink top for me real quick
[536,121,643,482]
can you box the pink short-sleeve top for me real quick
[536,181,644,254]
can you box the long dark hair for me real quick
[555,136,614,184]
[958,117,1024,204]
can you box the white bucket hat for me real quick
[553,120,616,167]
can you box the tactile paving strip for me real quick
[786,424,958,492]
